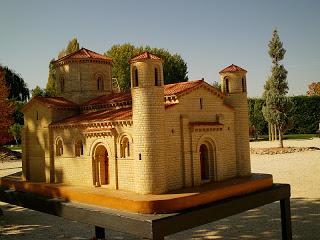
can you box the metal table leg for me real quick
[95,226,105,239]
[280,198,292,240]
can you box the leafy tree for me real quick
[58,38,80,58]
[307,82,320,96]
[0,65,29,101]
[106,43,139,91]
[248,98,268,139]
[0,68,14,144]
[8,123,23,145]
[262,29,292,147]
[12,101,25,125]
[31,86,46,97]
[212,81,221,90]
[105,43,188,91]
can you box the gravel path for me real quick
[1,139,319,239]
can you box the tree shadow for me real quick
[168,198,320,239]
[1,198,319,239]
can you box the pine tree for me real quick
[262,29,292,148]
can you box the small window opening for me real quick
[200,98,203,109]
[155,68,158,86]
[120,137,130,158]
[225,78,229,93]
[36,111,39,120]
[134,68,139,87]
[139,153,142,160]
[242,78,246,92]
[75,140,83,157]
[60,76,65,93]
[97,76,104,91]
[56,139,63,156]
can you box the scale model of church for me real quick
[21,48,251,195]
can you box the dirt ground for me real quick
[0,139,319,239]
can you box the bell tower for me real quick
[130,52,167,194]
[219,64,251,176]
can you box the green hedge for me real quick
[248,96,320,135]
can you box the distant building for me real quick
[22,48,251,194]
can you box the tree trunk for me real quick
[268,122,271,141]
[14,137,18,145]
[279,130,284,148]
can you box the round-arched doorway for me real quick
[93,145,109,186]
[198,140,217,182]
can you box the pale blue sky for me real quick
[0,0,319,97]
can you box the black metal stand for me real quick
[0,184,292,240]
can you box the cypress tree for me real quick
[262,29,292,148]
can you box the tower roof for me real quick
[53,48,112,65]
[219,64,247,74]
[130,51,162,63]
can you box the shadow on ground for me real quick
[0,198,319,239]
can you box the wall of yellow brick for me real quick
[54,62,112,104]
[220,72,251,176]
[164,86,237,191]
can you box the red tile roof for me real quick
[53,48,112,64]
[82,91,131,107]
[52,107,132,126]
[164,80,204,96]
[219,64,247,74]
[22,96,78,112]
[82,80,219,109]
[130,51,162,63]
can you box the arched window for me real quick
[75,140,83,157]
[200,144,210,180]
[154,68,159,86]
[225,77,229,93]
[134,68,139,87]
[56,139,63,156]
[60,76,65,93]
[97,76,104,91]
[120,137,130,158]
[242,78,246,92]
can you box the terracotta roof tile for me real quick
[130,51,162,63]
[52,107,132,126]
[219,64,247,74]
[22,96,78,112]
[82,91,131,107]
[164,80,204,96]
[81,80,205,108]
[53,48,112,64]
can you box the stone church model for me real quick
[21,48,252,195]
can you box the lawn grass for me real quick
[3,144,22,151]
[251,134,318,142]
[284,134,317,140]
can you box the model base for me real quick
[0,173,273,214]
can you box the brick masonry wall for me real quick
[220,72,251,176]
[164,87,237,191]
[55,62,112,104]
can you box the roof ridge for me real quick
[82,48,92,58]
